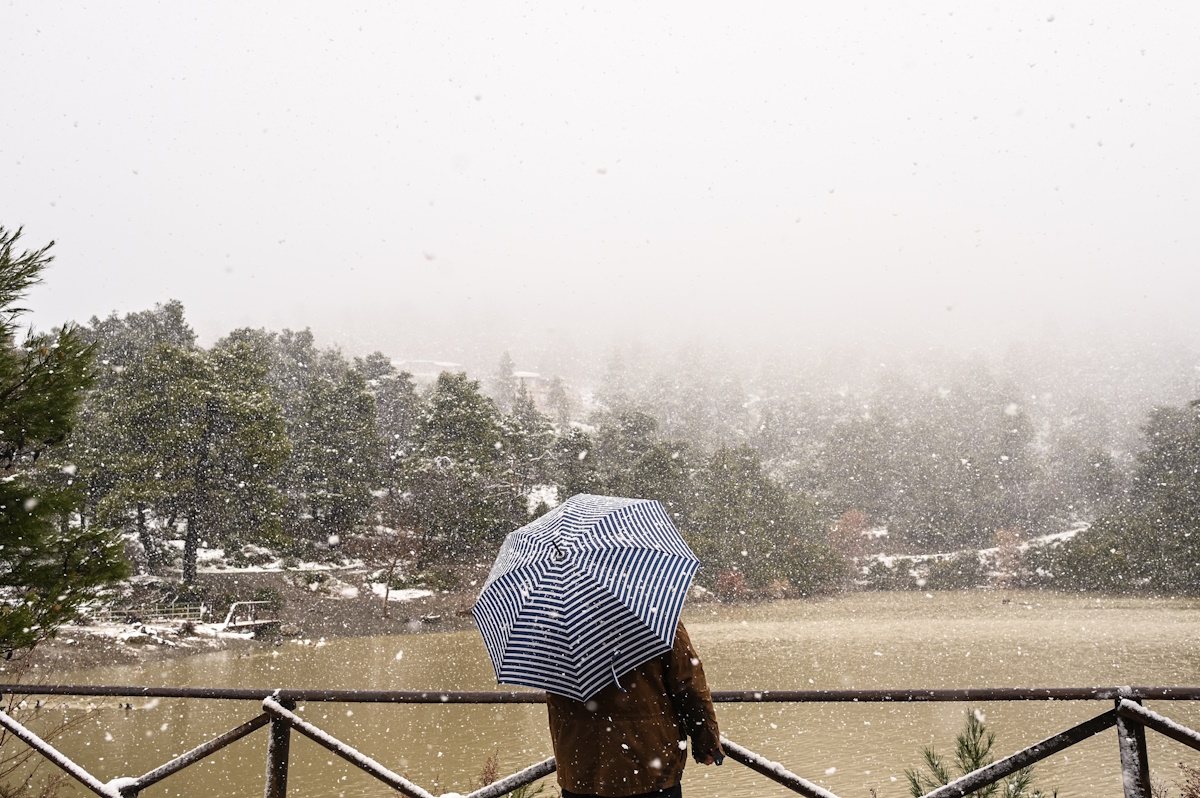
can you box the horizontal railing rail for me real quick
[6,684,1200,703]
[219,600,276,630]
[0,684,1196,798]
[82,603,208,624]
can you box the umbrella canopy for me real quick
[473,493,699,701]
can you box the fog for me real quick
[5,2,1199,380]
[9,12,1200,798]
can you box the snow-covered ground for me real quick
[71,542,445,653]
[161,541,367,575]
[67,621,258,646]
[866,521,1090,570]
[368,584,435,601]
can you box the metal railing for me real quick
[218,600,277,630]
[82,603,208,624]
[0,684,1196,798]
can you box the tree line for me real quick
[65,300,843,596]
[1042,396,1200,593]
[70,296,1200,597]
[4,225,1199,658]
[597,344,1199,593]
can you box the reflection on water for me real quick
[29,591,1200,797]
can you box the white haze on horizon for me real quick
[4,1,1198,375]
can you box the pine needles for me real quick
[905,709,1055,798]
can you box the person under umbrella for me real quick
[474,494,723,798]
[547,618,722,798]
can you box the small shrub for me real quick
[473,753,546,798]
[252,587,282,612]
[254,623,282,642]
[281,537,335,564]
[772,540,849,596]
[228,546,276,568]
[906,709,1054,798]
[714,569,747,599]
[925,553,985,590]
[171,584,205,605]
[767,578,790,599]
[477,751,499,789]
[863,559,915,591]
[216,591,238,613]
[0,773,67,797]
[421,567,460,591]
[132,533,176,572]
[1180,762,1200,798]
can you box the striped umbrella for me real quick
[473,493,699,701]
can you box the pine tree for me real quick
[0,227,128,653]
[81,300,196,381]
[690,445,843,594]
[553,427,602,497]
[85,338,290,582]
[596,348,633,411]
[546,375,572,429]
[195,341,291,564]
[906,709,1047,798]
[374,368,421,458]
[75,301,201,564]
[499,383,556,525]
[84,343,204,567]
[400,371,510,559]
[354,351,395,382]
[417,371,504,463]
[220,329,379,542]
[1051,397,1200,593]
[285,353,379,538]
[490,351,517,413]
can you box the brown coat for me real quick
[546,622,721,797]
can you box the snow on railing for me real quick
[0,706,123,798]
[84,602,208,624]
[0,684,1197,798]
[719,736,839,798]
[219,599,275,630]
[262,696,437,798]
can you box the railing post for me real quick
[264,697,296,798]
[1116,688,1151,798]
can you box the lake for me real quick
[21,590,1200,797]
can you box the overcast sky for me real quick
[3,1,1198,369]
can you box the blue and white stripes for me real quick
[473,494,699,701]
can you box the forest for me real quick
[5,226,1200,656]
[60,299,1200,598]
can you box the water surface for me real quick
[29,591,1200,797]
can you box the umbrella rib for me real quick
[567,562,660,650]
[578,541,691,554]
[476,494,700,700]
[484,560,556,673]
[528,555,614,678]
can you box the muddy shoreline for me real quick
[3,569,484,679]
